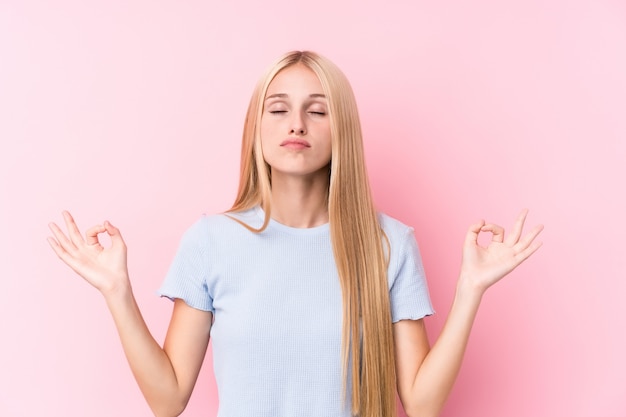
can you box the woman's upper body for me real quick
[47,51,543,417]
[158,207,434,416]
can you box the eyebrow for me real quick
[265,93,327,101]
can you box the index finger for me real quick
[85,224,106,246]
[481,223,505,243]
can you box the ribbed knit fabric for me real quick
[158,207,434,417]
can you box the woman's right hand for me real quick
[48,211,130,297]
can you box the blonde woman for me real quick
[48,51,543,417]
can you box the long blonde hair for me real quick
[229,51,396,417]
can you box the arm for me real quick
[48,211,211,417]
[395,209,543,417]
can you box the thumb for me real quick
[104,220,126,248]
[464,219,485,247]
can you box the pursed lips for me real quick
[280,138,311,148]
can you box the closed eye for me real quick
[269,110,287,114]
[309,111,326,116]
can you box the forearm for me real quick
[406,279,484,417]
[47,213,193,416]
[400,211,543,417]
[103,284,185,417]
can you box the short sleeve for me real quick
[388,228,435,322]
[157,217,214,312]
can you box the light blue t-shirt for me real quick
[158,207,434,417]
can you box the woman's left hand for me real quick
[459,209,543,295]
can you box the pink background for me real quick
[1,1,625,416]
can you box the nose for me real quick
[289,112,307,136]
[290,126,306,135]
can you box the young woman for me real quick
[47,51,543,417]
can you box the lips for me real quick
[280,138,311,147]
[280,138,311,149]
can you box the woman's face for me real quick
[260,64,332,180]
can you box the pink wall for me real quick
[1,1,625,416]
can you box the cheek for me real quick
[259,117,279,142]
[323,126,332,151]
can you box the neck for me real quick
[269,170,329,228]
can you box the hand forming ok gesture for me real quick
[47,211,130,296]
[460,209,543,294]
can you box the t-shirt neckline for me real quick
[254,206,330,236]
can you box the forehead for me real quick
[265,64,324,97]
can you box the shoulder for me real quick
[179,207,259,244]
[378,212,415,243]
[377,212,423,277]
